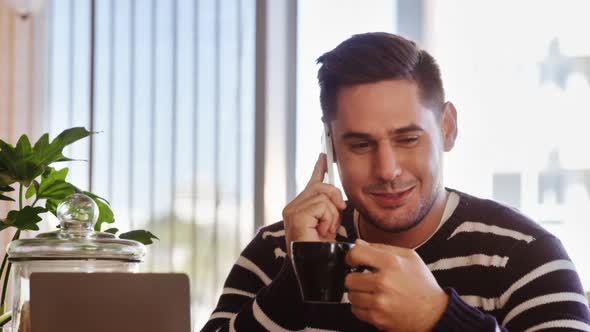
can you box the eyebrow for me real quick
[341,124,424,140]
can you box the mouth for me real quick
[368,186,415,207]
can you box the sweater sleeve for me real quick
[432,235,590,331]
[432,287,506,331]
[499,235,590,331]
[200,226,305,331]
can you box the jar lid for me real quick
[7,193,145,262]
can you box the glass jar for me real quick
[5,194,146,332]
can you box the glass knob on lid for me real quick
[57,193,98,235]
[7,193,146,262]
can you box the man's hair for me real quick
[317,32,445,122]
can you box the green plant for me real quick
[0,127,158,323]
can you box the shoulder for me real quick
[431,190,583,312]
[254,221,287,250]
[257,220,286,237]
[240,221,288,263]
[448,188,552,240]
[437,188,563,268]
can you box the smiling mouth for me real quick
[369,186,415,206]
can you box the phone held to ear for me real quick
[323,123,335,185]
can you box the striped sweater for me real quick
[202,189,590,331]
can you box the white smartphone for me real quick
[323,123,335,185]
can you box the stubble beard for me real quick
[356,182,442,234]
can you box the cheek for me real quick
[337,156,369,189]
[418,145,443,184]
[398,145,440,184]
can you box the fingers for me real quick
[298,182,346,210]
[346,291,373,310]
[295,154,345,210]
[283,191,343,243]
[350,306,386,332]
[346,271,396,331]
[345,239,385,270]
[344,241,443,331]
[323,183,347,210]
[282,154,346,245]
[348,290,389,331]
[345,239,410,270]
[297,193,341,237]
[345,271,375,293]
[350,306,370,323]
[306,153,328,188]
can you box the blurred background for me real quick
[1,0,589,328]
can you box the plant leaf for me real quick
[0,130,87,188]
[36,168,75,200]
[0,219,10,231]
[5,206,48,231]
[119,230,159,245]
[45,198,60,217]
[33,133,50,151]
[104,228,119,234]
[53,156,82,162]
[0,185,15,201]
[0,128,93,188]
[0,194,14,201]
[0,185,14,192]
[36,127,93,166]
[84,191,110,205]
[15,135,33,158]
[34,179,40,196]
[0,174,13,187]
[82,191,114,231]
[0,136,45,187]
[0,139,20,186]
[25,180,39,199]
[0,310,12,326]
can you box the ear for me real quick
[441,102,458,152]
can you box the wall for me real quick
[0,2,48,254]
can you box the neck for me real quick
[358,188,449,248]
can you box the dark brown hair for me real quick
[317,32,445,122]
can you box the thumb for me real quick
[306,153,327,188]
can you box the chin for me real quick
[356,195,432,234]
[366,210,423,233]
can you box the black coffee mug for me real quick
[291,241,355,303]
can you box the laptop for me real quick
[30,272,191,332]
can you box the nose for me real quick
[373,143,402,182]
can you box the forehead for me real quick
[333,79,436,134]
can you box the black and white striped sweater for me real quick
[202,189,590,331]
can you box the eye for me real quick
[398,136,419,145]
[349,141,372,151]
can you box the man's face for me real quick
[332,79,455,233]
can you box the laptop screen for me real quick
[30,272,191,332]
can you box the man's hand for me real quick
[282,153,347,255]
[345,239,449,332]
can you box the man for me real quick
[202,32,590,331]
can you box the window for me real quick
[45,0,256,326]
[296,0,397,192]
[431,0,590,289]
[297,0,590,290]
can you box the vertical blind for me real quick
[45,0,256,324]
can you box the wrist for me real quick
[419,290,450,332]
